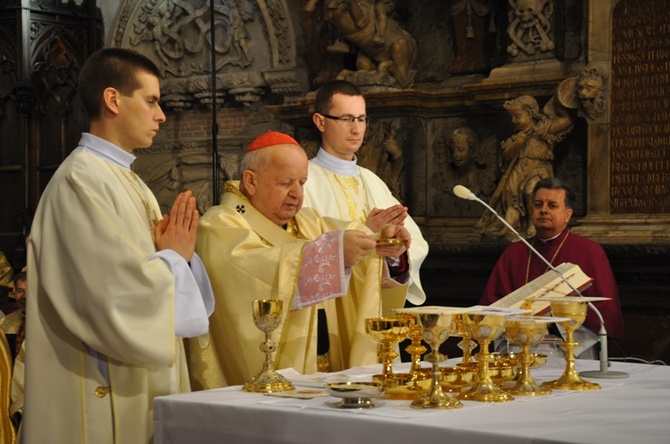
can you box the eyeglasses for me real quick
[320,114,368,125]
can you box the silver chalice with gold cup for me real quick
[242,299,295,393]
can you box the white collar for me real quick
[312,148,359,177]
[73,133,136,171]
[536,229,566,244]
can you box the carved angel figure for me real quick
[476,92,574,238]
[438,127,498,201]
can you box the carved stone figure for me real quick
[576,68,607,120]
[556,67,608,121]
[476,91,574,238]
[322,0,418,88]
[357,119,405,197]
[440,127,498,200]
[449,0,494,74]
[506,0,555,57]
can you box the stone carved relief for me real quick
[133,143,243,214]
[129,0,253,76]
[506,0,555,58]
[113,0,307,109]
[557,66,608,121]
[439,127,498,201]
[319,0,417,88]
[475,85,575,239]
[430,125,498,218]
[357,118,405,197]
[449,0,495,74]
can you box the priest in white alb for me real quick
[303,80,429,310]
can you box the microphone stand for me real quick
[453,185,628,379]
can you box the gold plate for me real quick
[376,238,404,245]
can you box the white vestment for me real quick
[23,134,213,444]
[304,151,428,306]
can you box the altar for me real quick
[154,359,670,444]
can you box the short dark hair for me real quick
[13,271,26,287]
[532,177,576,209]
[314,80,364,115]
[78,48,161,120]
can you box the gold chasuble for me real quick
[188,181,405,389]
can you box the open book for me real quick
[490,262,593,315]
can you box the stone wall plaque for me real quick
[610,0,670,214]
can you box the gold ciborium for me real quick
[243,299,295,393]
[502,315,565,396]
[366,317,410,385]
[538,297,609,391]
[405,306,465,409]
[459,310,514,402]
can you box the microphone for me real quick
[454,184,628,379]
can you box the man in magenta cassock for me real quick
[480,177,624,357]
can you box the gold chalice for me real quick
[452,312,479,364]
[459,310,514,402]
[403,306,465,409]
[392,309,429,391]
[502,315,566,396]
[243,299,295,393]
[537,297,609,391]
[366,317,410,386]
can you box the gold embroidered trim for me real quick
[331,173,369,223]
[109,164,160,242]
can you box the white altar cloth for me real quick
[154,359,670,444]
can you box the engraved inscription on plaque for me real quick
[610,0,670,213]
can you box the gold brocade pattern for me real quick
[0,311,22,335]
[331,174,370,223]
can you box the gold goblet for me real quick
[366,317,410,386]
[452,312,478,364]
[502,315,565,396]
[538,297,609,391]
[392,310,428,379]
[243,299,295,393]
[376,310,430,400]
[406,306,465,409]
[459,310,514,402]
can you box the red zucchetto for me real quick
[246,130,300,152]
